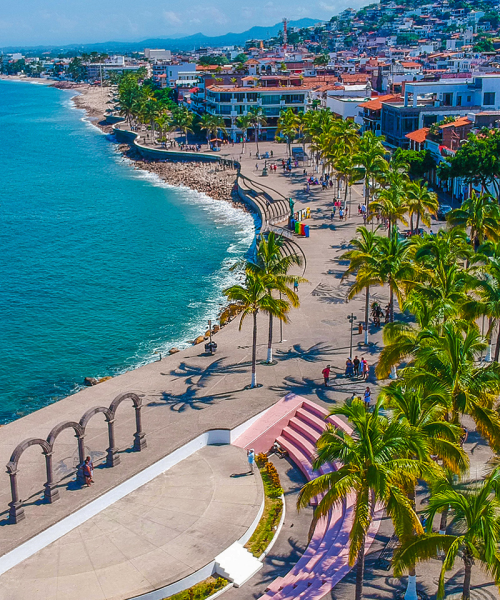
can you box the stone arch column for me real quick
[6,437,52,524]
[80,406,118,468]
[108,392,147,453]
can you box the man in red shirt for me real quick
[322,365,331,387]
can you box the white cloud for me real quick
[163,10,182,25]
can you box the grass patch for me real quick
[244,454,284,557]
[245,495,283,557]
[162,576,228,600]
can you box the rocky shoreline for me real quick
[70,85,251,211]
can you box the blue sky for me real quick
[0,0,368,46]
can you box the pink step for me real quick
[295,408,328,435]
[232,393,303,453]
[281,427,317,460]
[276,435,314,481]
[289,416,323,445]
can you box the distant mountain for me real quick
[0,18,322,54]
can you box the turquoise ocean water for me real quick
[0,80,255,424]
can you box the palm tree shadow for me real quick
[270,375,341,405]
[166,356,248,388]
[274,342,336,363]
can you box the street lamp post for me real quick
[347,313,357,359]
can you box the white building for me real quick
[144,49,172,61]
[153,62,197,88]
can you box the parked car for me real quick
[436,204,453,220]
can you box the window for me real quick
[467,95,471,102]
[457,95,462,106]
[484,92,496,106]
[443,93,452,106]
[262,94,281,105]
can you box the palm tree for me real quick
[251,232,306,363]
[448,192,500,249]
[462,259,500,361]
[406,180,439,233]
[248,106,267,155]
[341,226,380,345]
[223,270,289,388]
[353,131,388,208]
[380,381,468,474]
[393,468,500,600]
[199,113,215,146]
[236,114,252,151]
[380,381,468,599]
[348,228,411,323]
[369,166,409,236]
[276,108,297,156]
[199,114,227,146]
[154,112,171,142]
[170,107,194,145]
[298,398,426,600]
[377,320,500,449]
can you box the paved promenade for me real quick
[0,445,262,600]
[0,143,385,555]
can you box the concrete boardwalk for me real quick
[0,141,387,557]
[0,445,262,600]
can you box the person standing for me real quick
[247,449,255,474]
[322,364,331,387]
[362,358,369,380]
[294,279,299,293]
[353,356,360,377]
[364,387,371,410]
[85,456,94,483]
[83,457,93,487]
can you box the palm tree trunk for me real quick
[255,128,259,155]
[364,286,370,345]
[389,283,394,323]
[251,311,258,388]
[439,506,449,534]
[185,129,188,145]
[355,538,366,600]
[462,552,473,600]
[267,312,273,363]
[494,323,500,362]
[405,489,418,600]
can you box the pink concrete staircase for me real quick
[233,394,381,600]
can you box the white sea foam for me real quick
[102,155,256,368]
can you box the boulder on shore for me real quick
[84,377,99,386]
[169,347,180,354]
[194,336,205,345]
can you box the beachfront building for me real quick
[202,76,314,141]
[380,74,500,147]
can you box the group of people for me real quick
[321,357,369,388]
[371,302,390,326]
[331,200,348,221]
[345,356,369,379]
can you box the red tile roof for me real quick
[439,116,471,129]
[405,127,430,143]
[360,94,401,110]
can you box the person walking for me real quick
[322,364,331,387]
[353,355,360,377]
[339,207,344,221]
[293,278,299,293]
[83,457,93,487]
[364,386,371,410]
[247,449,255,474]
